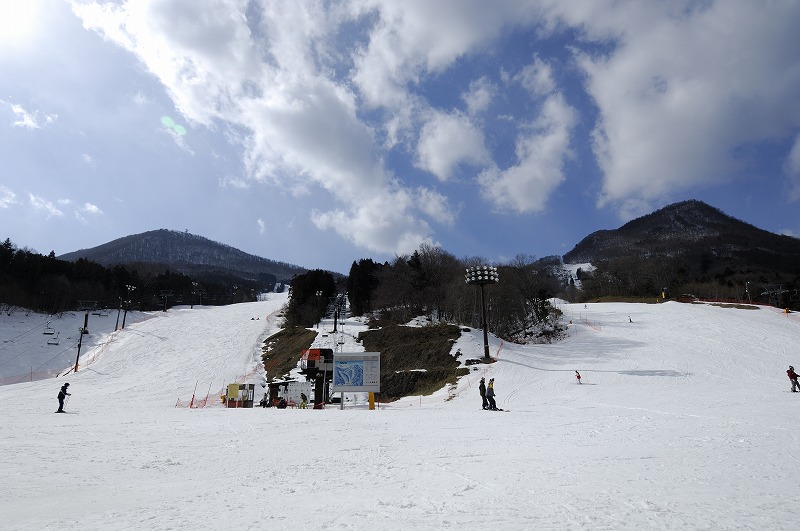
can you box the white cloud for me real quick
[462,76,495,116]
[8,103,57,129]
[70,0,443,254]
[82,202,102,215]
[0,186,18,208]
[28,193,63,218]
[350,1,541,110]
[257,218,265,234]
[219,175,249,189]
[545,0,800,215]
[479,93,577,213]
[311,186,434,255]
[415,187,456,227]
[416,110,490,182]
[515,56,556,96]
[131,91,149,107]
[66,0,800,253]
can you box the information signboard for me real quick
[331,352,380,393]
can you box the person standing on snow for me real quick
[788,366,800,392]
[56,382,70,413]
[575,370,582,384]
[486,378,497,410]
[479,377,488,410]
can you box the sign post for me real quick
[331,352,380,410]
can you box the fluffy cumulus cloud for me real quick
[310,185,435,255]
[479,93,577,213]
[66,0,800,251]
[462,77,496,116]
[416,110,490,182]
[549,0,800,216]
[82,202,103,215]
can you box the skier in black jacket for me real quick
[56,383,70,413]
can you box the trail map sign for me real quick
[332,352,380,393]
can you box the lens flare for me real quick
[160,116,187,136]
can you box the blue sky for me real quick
[2,1,800,274]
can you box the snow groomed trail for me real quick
[1,297,799,529]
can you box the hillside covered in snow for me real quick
[1,294,799,529]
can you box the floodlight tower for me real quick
[315,291,323,329]
[465,265,500,361]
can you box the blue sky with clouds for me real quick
[2,0,800,274]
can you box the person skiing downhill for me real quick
[486,378,497,410]
[479,377,488,410]
[788,366,800,392]
[575,371,582,384]
[56,383,70,413]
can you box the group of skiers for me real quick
[473,366,800,410]
[50,366,800,415]
[478,377,498,410]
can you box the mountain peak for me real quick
[58,229,308,284]
[563,199,800,269]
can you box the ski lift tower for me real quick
[159,290,173,312]
[74,300,97,372]
[465,266,500,361]
[761,285,787,308]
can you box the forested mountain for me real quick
[564,200,800,303]
[564,200,800,266]
[59,229,306,285]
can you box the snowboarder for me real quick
[575,370,582,384]
[56,382,70,413]
[788,366,800,392]
[299,393,308,409]
[486,378,497,410]
[479,377,488,410]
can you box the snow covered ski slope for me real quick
[1,297,799,529]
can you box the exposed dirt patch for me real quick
[261,326,317,381]
[358,323,467,401]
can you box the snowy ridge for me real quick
[1,295,799,529]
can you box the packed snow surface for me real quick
[1,294,799,529]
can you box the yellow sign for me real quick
[227,384,239,399]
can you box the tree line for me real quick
[0,238,263,314]
[284,243,567,344]
[578,253,800,308]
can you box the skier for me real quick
[788,366,800,393]
[299,393,308,409]
[486,378,497,410]
[56,382,70,413]
[575,370,582,384]
[479,377,488,410]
